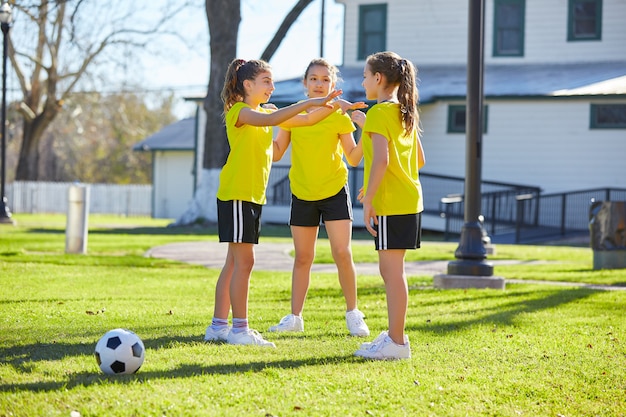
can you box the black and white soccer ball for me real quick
[94,328,145,375]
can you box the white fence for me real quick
[6,181,153,216]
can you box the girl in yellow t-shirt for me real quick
[269,59,370,338]
[205,58,364,348]
[352,52,426,360]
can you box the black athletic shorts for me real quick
[217,199,262,244]
[289,185,353,227]
[373,213,422,250]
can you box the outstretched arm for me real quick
[236,89,342,128]
[280,99,368,129]
[273,129,291,162]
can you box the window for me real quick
[493,0,525,57]
[447,105,489,134]
[590,104,626,129]
[568,0,602,41]
[358,4,387,60]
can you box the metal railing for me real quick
[513,188,626,243]
[271,166,626,244]
[439,187,542,240]
[441,187,626,243]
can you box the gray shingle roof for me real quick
[271,61,626,104]
[132,117,196,151]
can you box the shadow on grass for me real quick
[0,285,606,393]
[0,334,354,393]
[407,286,599,334]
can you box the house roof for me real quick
[132,117,195,152]
[270,61,626,104]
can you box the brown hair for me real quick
[303,58,341,84]
[366,51,420,136]
[221,59,272,114]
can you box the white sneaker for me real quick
[268,314,304,332]
[226,328,276,347]
[204,325,230,342]
[359,330,388,350]
[354,332,411,360]
[346,309,370,337]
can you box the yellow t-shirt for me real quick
[285,109,356,200]
[216,102,273,204]
[362,102,423,215]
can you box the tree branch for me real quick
[260,0,314,62]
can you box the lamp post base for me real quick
[437,221,504,289]
[434,273,505,289]
[0,196,15,225]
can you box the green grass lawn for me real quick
[1,214,624,416]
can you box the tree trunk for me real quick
[203,0,240,171]
[173,0,240,225]
[15,107,60,181]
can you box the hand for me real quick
[357,187,364,202]
[362,198,378,237]
[315,89,343,108]
[335,99,368,115]
[351,110,366,128]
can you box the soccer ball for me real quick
[94,328,145,375]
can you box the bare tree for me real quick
[260,0,315,62]
[9,0,196,181]
[46,91,176,183]
[175,0,314,225]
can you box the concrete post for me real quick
[65,184,89,254]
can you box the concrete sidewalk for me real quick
[145,241,625,291]
[145,240,449,276]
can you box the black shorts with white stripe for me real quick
[374,213,422,250]
[289,184,353,227]
[217,199,262,244]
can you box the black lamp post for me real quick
[0,1,12,224]
[447,0,491,276]
[320,0,325,57]
[434,0,504,289]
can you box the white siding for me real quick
[338,0,469,66]
[421,99,626,194]
[419,103,467,178]
[153,151,195,218]
[336,0,626,66]
[488,0,626,64]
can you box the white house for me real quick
[140,0,626,232]
[272,0,626,195]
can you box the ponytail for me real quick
[221,58,272,115]
[366,52,421,136]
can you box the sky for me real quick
[139,0,345,118]
[3,0,345,125]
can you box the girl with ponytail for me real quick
[351,51,426,360]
